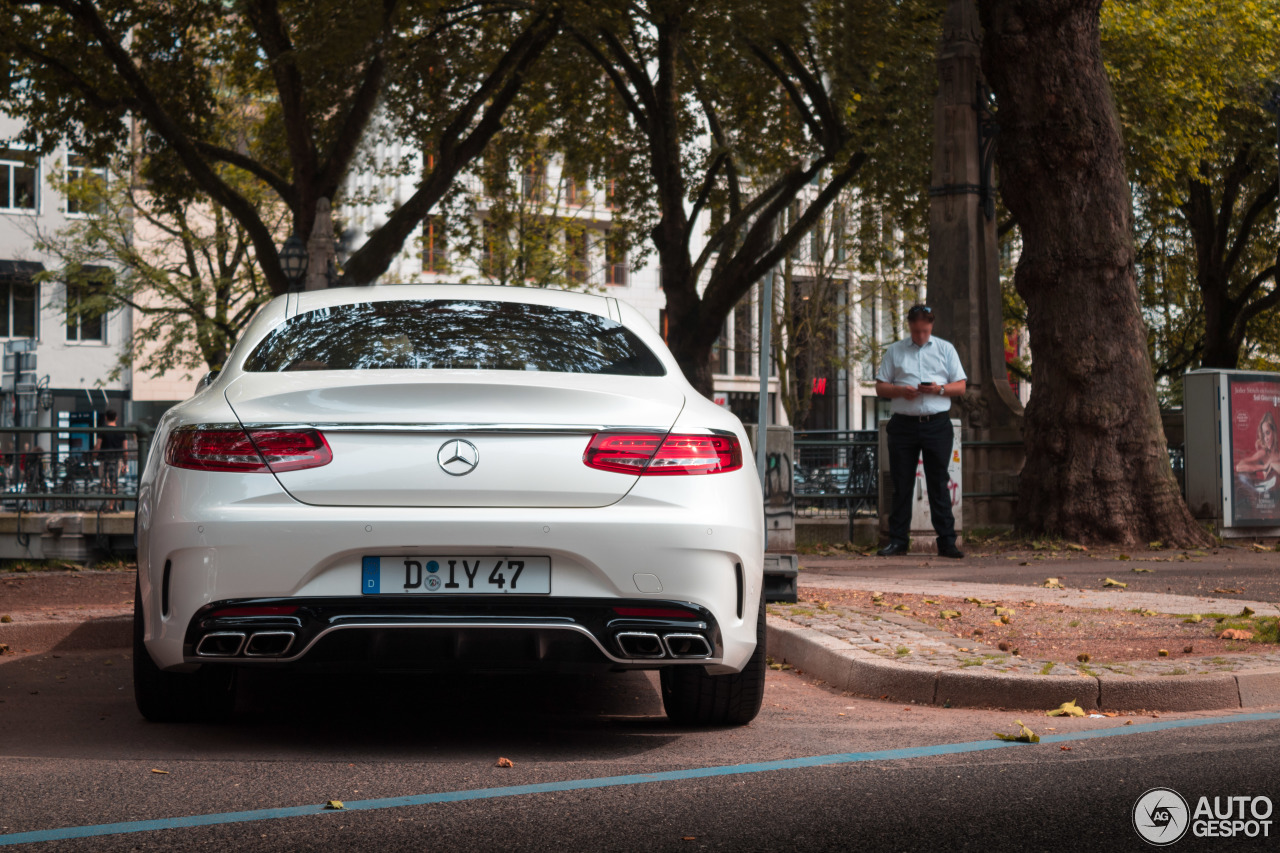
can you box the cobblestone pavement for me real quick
[766,596,1280,680]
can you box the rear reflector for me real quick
[208,605,300,618]
[584,432,742,476]
[613,606,698,619]
[167,428,332,473]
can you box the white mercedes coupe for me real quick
[134,285,766,726]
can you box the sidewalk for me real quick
[767,559,1280,713]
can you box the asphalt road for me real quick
[801,547,1280,603]
[2,649,1278,852]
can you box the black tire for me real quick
[133,576,236,723]
[661,598,766,726]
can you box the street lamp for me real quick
[279,235,308,292]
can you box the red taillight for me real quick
[166,428,332,473]
[584,432,742,476]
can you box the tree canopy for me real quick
[1102,0,1280,380]
[1,0,561,294]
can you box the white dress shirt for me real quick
[875,336,967,416]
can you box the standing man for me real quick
[874,304,967,558]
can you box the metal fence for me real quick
[793,430,879,518]
[793,429,1188,520]
[0,426,150,513]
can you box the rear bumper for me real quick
[182,596,723,672]
[139,471,764,674]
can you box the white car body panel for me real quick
[136,284,764,678]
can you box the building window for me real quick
[605,177,619,210]
[66,267,110,342]
[605,232,627,286]
[66,155,107,216]
[421,216,448,274]
[0,277,39,338]
[565,230,589,285]
[564,174,586,206]
[0,147,38,212]
[521,158,547,203]
[714,319,730,374]
[482,220,499,276]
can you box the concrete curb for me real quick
[767,616,1280,712]
[0,616,131,654]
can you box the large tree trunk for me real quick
[979,0,1209,546]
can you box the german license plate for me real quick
[361,556,550,594]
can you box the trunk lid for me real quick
[223,371,684,508]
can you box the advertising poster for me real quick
[1228,375,1280,526]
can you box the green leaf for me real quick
[1104,578,1128,588]
[939,610,961,619]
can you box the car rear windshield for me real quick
[243,299,666,376]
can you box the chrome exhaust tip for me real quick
[243,631,296,657]
[615,631,666,659]
[662,633,712,658]
[195,632,247,657]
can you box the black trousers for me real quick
[886,413,957,548]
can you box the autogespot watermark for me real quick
[1133,787,1274,845]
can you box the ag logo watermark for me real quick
[1134,788,1190,846]
[1134,787,1274,845]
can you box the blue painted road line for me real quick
[2,711,1278,847]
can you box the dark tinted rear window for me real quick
[243,300,666,376]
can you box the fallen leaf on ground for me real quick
[994,720,1040,743]
[924,599,938,605]
[496,757,515,768]
[1101,712,1119,717]
[964,597,982,604]
[1158,649,1168,657]
[1103,578,1128,588]
[1131,567,1154,573]
[939,610,961,619]
[1239,607,1255,618]
[1060,745,1073,751]
[1184,645,1194,654]
[893,604,909,611]
[1043,578,1063,589]
[0,615,11,623]
[1077,653,1091,663]
[1124,720,1133,726]
[1065,543,1087,551]
[1213,588,1242,594]
[1116,554,1131,561]
[1183,615,1203,624]
[150,769,169,774]
[1219,629,1254,640]
[324,801,345,810]
[1046,700,1085,718]
[1139,609,1159,617]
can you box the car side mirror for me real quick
[200,370,221,389]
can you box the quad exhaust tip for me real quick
[662,633,712,659]
[195,632,246,657]
[244,631,296,657]
[615,631,665,659]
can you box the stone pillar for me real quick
[926,0,1024,527]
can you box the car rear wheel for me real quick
[133,577,236,723]
[660,598,765,726]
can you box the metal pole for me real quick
[755,270,774,489]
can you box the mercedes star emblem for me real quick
[437,439,480,476]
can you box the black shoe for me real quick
[877,542,909,556]
[938,544,965,559]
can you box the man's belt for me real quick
[891,411,951,423]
